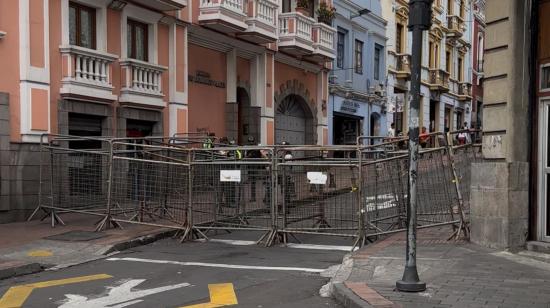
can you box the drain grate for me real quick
[44,230,108,242]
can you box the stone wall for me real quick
[470,162,529,250]
[0,92,42,223]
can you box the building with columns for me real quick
[382,0,473,135]
[328,0,388,145]
[0,0,336,221]
[470,0,550,250]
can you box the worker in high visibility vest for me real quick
[203,133,215,149]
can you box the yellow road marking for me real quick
[181,283,238,308]
[26,250,53,257]
[0,274,112,308]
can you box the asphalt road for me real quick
[0,232,349,308]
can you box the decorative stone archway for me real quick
[274,79,319,145]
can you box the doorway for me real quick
[444,106,452,132]
[333,112,361,145]
[275,94,314,145]
[539,100,550,242]
[429,100,439,132]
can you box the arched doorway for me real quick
[237,87,259,145]
[275,94,314,145]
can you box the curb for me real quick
[0,262,44,280]
[332,282,373,308]
[103,229,177,255]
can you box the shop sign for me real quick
[340,100,360,114]
[189,70,226,88]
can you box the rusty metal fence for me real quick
[30,132,480,248]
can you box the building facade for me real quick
[382,0,473,136]
[328,0,387,145]
[0,0,336,221]
[470,0,549,250]
[470,0,485,129]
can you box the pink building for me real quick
[0,0,335,221]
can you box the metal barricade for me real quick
[29,135,112,226]
[187,147,275,242]
[273,146,364,246]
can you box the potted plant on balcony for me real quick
[316,2,336,25]
[296,0,310,16]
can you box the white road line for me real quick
[285,243,357,252]
[196,238,355,251]
[106,257,327,273]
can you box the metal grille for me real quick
[30,133,481,248]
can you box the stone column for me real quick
[470,0,531,250]
[225,49,238,141]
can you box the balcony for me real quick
[428,69,450,92]
[310,22,336,61]
[130,0,187,10]
[458,81,472,101]
[59,45,118,101]
[278,12,315,56]
[238,0,279,43]
[119,59,167,107]
[199,0,248,33]
[394,53,412,80]
[446,15,465,39]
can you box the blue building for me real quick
[328,0,387,145]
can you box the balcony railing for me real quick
[392,53,411,80]
[239,0,278,43]
[131,0,187,10]
[199,0,248,32]
[446,15,465,38]
[278,12,315,55]
[59,45,118,101]
[119,59,167,107]
[429,68,450,92]
[312,22,335,59]
[458,81,472,100]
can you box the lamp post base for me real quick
[396,280,426,292]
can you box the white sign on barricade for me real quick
[220,170,241,182]
[307,172,328,185]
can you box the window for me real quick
[307,0,315,18]
[69,2,96,49]
[396,24,404,53]
[374,44,382,80]
[542,65,550,90]
[429,42,440,68]
[282,0,291,13]
[127,20,148,61]
[337,31,346,69]
[458,56,464,81]
[429,42,434,68]
[355,40,363,74]
[447,0,453,15]
[459,0,465,18]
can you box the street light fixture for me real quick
[395,0,433,293]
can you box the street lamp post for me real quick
[396,0,432,293]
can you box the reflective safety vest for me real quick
[235,149,243,160]
[202,138,213,149]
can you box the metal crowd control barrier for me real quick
[29,133,481,248]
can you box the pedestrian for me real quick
[388,123,396,138]
[202,132,215,149]
[419,126,430,148]
[245,136,262,203]
[458,123,469,145]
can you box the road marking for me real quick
[0,274,112,308]
[107,257,327,273]
[181,283,238,308]
[198,238,356,251]
[27,250,53,257]
[58,279,191,308]
[285,243,357,252]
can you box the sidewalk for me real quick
[330,227,550,308]
[0,213,173,280]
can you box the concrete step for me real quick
[527,241,550,254]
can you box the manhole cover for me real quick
[44,230,108,242]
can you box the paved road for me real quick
[0,232,349,308]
